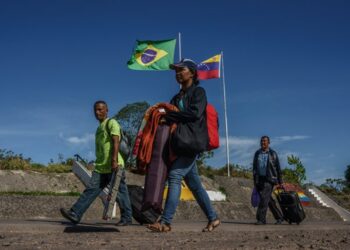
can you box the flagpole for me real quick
[178,32,182,61]
[221,51,230,177]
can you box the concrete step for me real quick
[307,186,350,222]
[307,188,330,207]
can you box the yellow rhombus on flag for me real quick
[127,39,176,70]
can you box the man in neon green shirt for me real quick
[60,100,132,226]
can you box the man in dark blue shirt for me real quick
[253,136,283,225]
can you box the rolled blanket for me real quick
[132,103,178,174]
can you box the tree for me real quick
[113,101,150,145]
[282,155,306,184]
[112,101,150,168]
[197,151,215,178]
[58,153,64,164]
[196,151,214,168]
[325,178,346,191]
[345,165,350,187]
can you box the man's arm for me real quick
[275,152,283,185]
[252,151,258,186]
[111,135,120,171]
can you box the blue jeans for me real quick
[161,156,218,225]
[71,170,132,223]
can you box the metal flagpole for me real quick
[221,51,230,177]
[178,32,182,61]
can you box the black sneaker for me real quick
[255,221,266,225]
[275,219,283,225]
[116,220,132,226]
[60,208,79,224]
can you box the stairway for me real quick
[307,186,350,221]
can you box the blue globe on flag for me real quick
[141,49,157,64]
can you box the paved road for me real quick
[0,219,349,249]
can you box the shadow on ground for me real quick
[63,225,120,233]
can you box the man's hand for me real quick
[111,160,119,171]
[276,183,284,191]
[111,134,120,172]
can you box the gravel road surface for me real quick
[0,219,349,249]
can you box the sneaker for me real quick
[116,220,132,226]
[275,219,283,225]
[60,208,79,224]
[255,221,266,225]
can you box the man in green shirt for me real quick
[60,100,132,226]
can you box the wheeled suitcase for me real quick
[142,125,170,213]
[277,190,306,224]
[128,185,160,225]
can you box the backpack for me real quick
[206,104,220,150]
[106,118,131,161]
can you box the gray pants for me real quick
[256,178,283,223]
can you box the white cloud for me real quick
[60,133,94,145]
[209,136,259,167]
[224,137,257,147]
[208,135,310,168]
[275,135,310,143]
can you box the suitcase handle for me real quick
[274,184,285,202]
[276,184,286,192]
[74,154,87,165]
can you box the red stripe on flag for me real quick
[197,69,220,80]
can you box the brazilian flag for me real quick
[127,39,176,70]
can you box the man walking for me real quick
[60,100,132,226]
[253,136,284,225]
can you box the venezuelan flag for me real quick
[197,54,221,80]
[298,192,311,206]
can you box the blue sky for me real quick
[1,0,349,184]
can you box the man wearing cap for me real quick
[147,59,220,233]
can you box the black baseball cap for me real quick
[170,58,197,72]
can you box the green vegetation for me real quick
[319,178,350,194]
[318,178,350,210]
[113,101,150,146]
[198,164,253,179]
[0,149,32,170]
[316,165,350,210]
[345,165,350,188]
[218,186,228,196]
[0,191,80,196]
[317,164,350,194]
[282,155,306,185]
[113,101,150,168]
[0,149,73,173]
